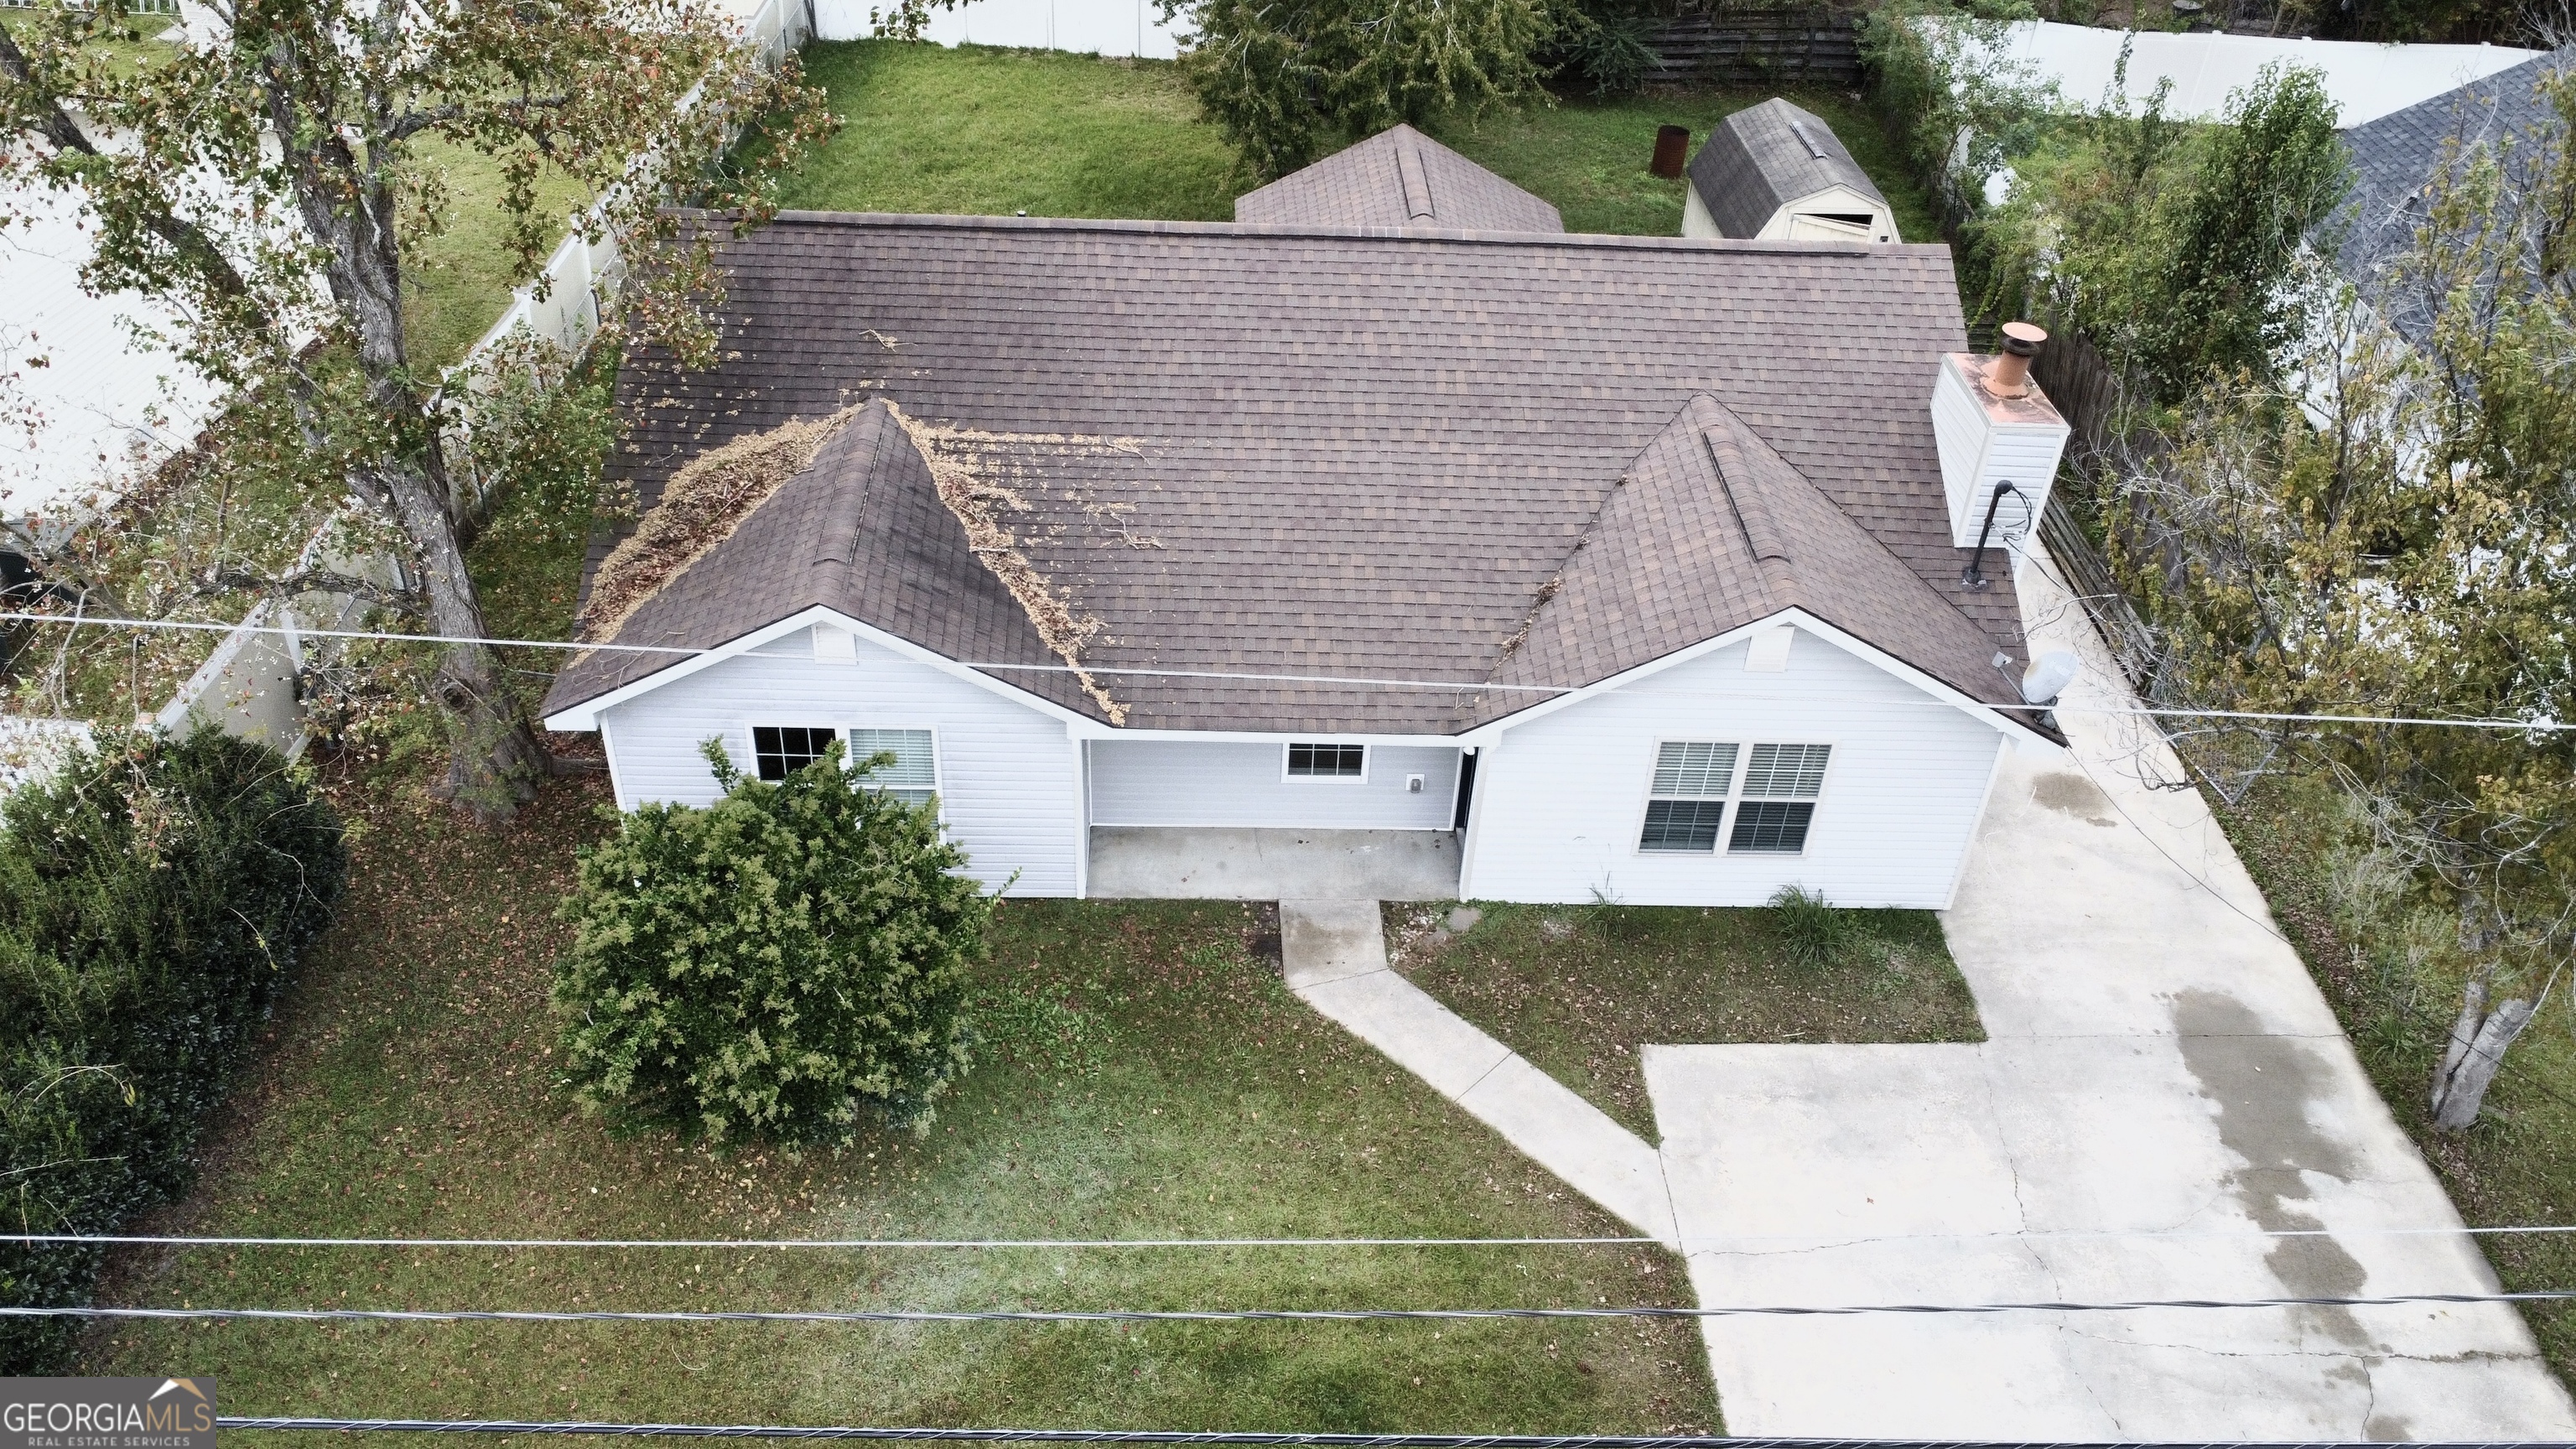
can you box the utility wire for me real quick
[207,1420,2576,1448]
[4,610,2570,735]
[16,1289,2576,1327]
[15,1223,2576,1250]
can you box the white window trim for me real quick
[841,724,945,816]
[1628,737,1838,860]
[1280,740,1370,785]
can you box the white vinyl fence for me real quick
[813,0,1190,59]
[1971,19,2539,126]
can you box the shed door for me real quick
[1785,212,1877,242]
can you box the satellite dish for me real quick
[2021,651,2080,705]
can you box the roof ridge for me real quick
[1704,424,1794,609]
[1394,130,1437,221]
[745,208,1943,257]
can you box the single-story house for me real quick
[1682,98,1898,244]
[541,132,2070,906]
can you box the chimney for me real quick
[1929,322,2072,552]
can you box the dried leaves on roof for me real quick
[578,406,862,642]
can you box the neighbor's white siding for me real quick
[596,626,1083,896]
[1088,740,1461,829]
[1460,631,2007,907]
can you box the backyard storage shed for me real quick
[1684,98,1897,242]
[543,130,2068,906]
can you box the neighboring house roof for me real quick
[2333,49,2568,345]
[1686,98,1887,241]
[1233,124,1564,233]
[546,210,2035,735]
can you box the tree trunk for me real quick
[2430,979,2532,1132]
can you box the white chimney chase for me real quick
[1929,323,2072,550]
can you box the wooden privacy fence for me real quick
[1644,8,1865,88]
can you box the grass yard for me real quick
[1430,91,1940,242]
[776,41,1932,242]
[1387,902,1982,1142]
[779,42,1239,221]
[80,771,1718,1439]
[2213,775,2576,1385]
[402,138,595,370]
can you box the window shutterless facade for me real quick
[752,724,839,781]
[1285,742,1367,780]
[1634,740,1831,855]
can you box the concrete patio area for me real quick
[1087,827,1460,901]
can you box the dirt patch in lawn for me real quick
[1387,903,1983,1141]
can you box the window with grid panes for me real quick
[1728,743,1831,854]
[1285,742,1366,778]
[846,729,938,807]
[751,725,838,782]
[1639,741,1738,852]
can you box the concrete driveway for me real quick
[1643,555,2576,1437]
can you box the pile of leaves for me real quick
[0,729,348,1373]
[551,740,991,1145]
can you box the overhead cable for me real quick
[2,610,2567,734]
[15,1288,2576,1327]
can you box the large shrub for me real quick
[552,740,989,1146]
[0,729,348,1373]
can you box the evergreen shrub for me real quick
[552,740,989,1147]
[0,729,348,1372]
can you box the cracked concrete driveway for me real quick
[1642,555,2576,1438]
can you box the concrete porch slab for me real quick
[1087,827,1461,900]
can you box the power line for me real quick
[3,610,2568,735]
[16,1289,2576,1327]
[16,1223,2576,1250]
[206,1420,2576,1447]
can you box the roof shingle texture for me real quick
[2334,49,2569,345]
[1233,124,1565,233]
[1687,97,1887,241]
[549,212,2033,735]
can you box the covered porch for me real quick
[1085,827,1462,901]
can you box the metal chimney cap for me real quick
[2000,320,2049,356]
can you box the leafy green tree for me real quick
[553,740,990,1146]
[1166,0,1551,179]
[2106,68,2576,1129]
[0,0,832,819]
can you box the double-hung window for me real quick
[845,728,939,808]
[1635,740,1831,854]
[1639,742,1737,852]
[752,725,839,782]
[1728,743,1831,854]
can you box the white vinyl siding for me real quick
[1088,740,1460,829]
[595,626,1081,896]
[1461,629,2009,907]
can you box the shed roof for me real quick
[1686,97,1886,241]
[1233,123,1565,233]
[544,211,2040,737]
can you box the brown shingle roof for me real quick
[1233,124,1565,233]
[547,212,2038,735]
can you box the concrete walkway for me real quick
[1277,899,1680,1245]
[1644,551,2576,1438]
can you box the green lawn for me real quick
[779,42,1239,220]
[777,41,1932,242]
[81,772,1718,1439]
[402,137,596,371]
[1389,902,1982,1141]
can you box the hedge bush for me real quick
[0,729,348,1373]
[552,740,989,1147]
